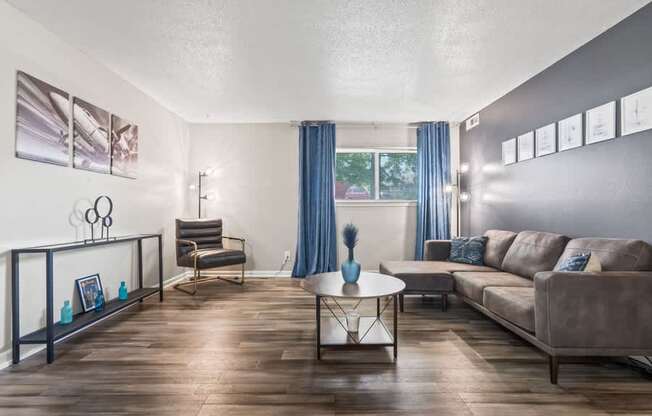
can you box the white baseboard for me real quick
[174,270,293,279]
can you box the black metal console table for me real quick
[11,234,163,364]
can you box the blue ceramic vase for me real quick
[94,290,105,312]
[341,248,361,283]
[118,281,128,301]
[60,300,73,325]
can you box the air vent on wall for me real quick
[466,113,480,131]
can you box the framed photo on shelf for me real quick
[76,274,103,313]
[502,138,516,165]
[622,85,652,136]
[586,101,616,144]
[517,131,534,161]
[558,113,583,151]
[535,123,556,157]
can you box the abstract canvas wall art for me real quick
[111,114,138,178]
[73,97,111,173]
[15,71,70,166]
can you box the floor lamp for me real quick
[190,167,215,218]
[445,163,471,237]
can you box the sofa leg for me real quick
[548,355,559,384]
[441,293,448,312]
[399,294,404,312]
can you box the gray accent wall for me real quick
[460,4,652,241]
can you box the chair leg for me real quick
[548,355,559,384]
[441,293,448,312]
[174,267,199,295]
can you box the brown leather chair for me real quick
[174,218,246,295]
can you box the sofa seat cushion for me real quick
[501,231,569,279]
[483,287,535,332]
[483,230,518,269]
[555,238,652,271]
[453,271,533,304]
[379,261,496,292]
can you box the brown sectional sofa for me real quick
[379,229,652,384]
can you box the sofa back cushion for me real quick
[483,230,517,269]
[555,238,652,271]
[501,231,569,279]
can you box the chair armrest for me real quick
[424,240,451,261]
[177,239,198,251]
[223,236,245,250]
[534,271,652,349]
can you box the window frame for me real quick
[335,147,417,207]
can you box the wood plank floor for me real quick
[3,277,652,415]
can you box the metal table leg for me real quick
[46,251,54,364]
[11,251,20,364]
[158,235,164,302]
[316,295,321,360]
[393,294,398,360]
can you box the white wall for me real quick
[187,123,299,272]
[0,2,189,364]
[188,123,441,272]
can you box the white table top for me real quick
[300,272,405,299]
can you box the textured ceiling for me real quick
[7,0,650,123]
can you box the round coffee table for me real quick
[301,271,405,360]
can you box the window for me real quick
[336,149,417,201]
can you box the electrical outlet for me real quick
[283,250,291,262]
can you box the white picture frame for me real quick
[517,131,534,161]
[622,85,652,136]
[535,123,556,157]
[585,101,616,144]
[558,113,583,151]
[502,138,516,165]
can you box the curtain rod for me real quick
[289,121,421,129]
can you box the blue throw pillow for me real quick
[448,236,488,266]
[556,253,591,272]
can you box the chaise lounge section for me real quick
[380,230,652,383]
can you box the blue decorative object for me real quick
[448,236,488,265]
[341,223,361,283]
[292,122,338,277]
[557,253,591,272]
[415,122,451,260]
[94,290,105,312]
[60,300,73,325]
[119,281,128,300]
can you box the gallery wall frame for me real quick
[585,101,616,145]
[622,85,652,136]
[535,123,556,157]
[517,131,534,161]
[558,113,583,152]
[502,138,516,165]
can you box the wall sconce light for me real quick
[448,162,470,237]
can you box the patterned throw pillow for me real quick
[448,236,488,266]
[556,253,591,272]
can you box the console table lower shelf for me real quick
[19,288,159,345]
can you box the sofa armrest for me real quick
[534,271,652,349]
[424,240,451,261]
